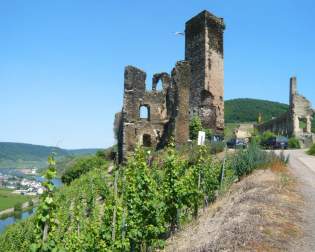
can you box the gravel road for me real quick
[279,149,315,251]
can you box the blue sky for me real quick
[0,0,314,149]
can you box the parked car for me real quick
[226,138,247,149]
[266,136,288,149]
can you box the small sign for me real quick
[197,131,206,145]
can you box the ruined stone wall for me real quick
[185,10,225,134]
[172,61,191,145]
[290,77,313,136]
[115,10,226,161]
[256,77,314,147]
[116,61,191,162]
[256,112,292,136]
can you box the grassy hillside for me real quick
[0,142,101,169]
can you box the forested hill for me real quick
[0,142,100,169]
[225,98,289,123]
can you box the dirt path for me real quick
[280,149,315,251]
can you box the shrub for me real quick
[189,116,214,141]
[308,144,315,156]
[14,202,23,212]
[61,156,108,184]
[288,137,301,149]
[189,116,203,140]
[99,145,118,161]
[28,200,34,207]
[95,149,107,159]
[260,131,276,148]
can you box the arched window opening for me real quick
[155,79,163,91]
[142,134,152,147]
[299,117,307,132]
[139,105,150,120]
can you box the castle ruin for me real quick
[115,10,225,162]
[256,77,314,147]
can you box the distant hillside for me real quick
[67,149,101,156]
[225,98,289,123]
[0,142,101,169]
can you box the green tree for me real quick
[288,137,301,149]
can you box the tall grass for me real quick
[231,142,287,179]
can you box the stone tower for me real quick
[185,10,225,135]
[289,76,297,107]
[289,76,313,137]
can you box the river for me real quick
[0,177,62,233]
[0,208,35,232]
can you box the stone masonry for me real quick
[256,77,314,147]
[115,10,225,162]
[185,10,225,135]
[115,62,191,162]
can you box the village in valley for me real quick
[0,169,44,196]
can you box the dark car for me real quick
[266,136,288,149]
[227,138,247,149]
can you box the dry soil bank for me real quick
[165,166,304,252]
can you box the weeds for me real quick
[280,173,291,188]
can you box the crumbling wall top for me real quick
[290,77,313,117]
[152,72,171,92]
[185,10,225,36]
[124,65,146,92]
